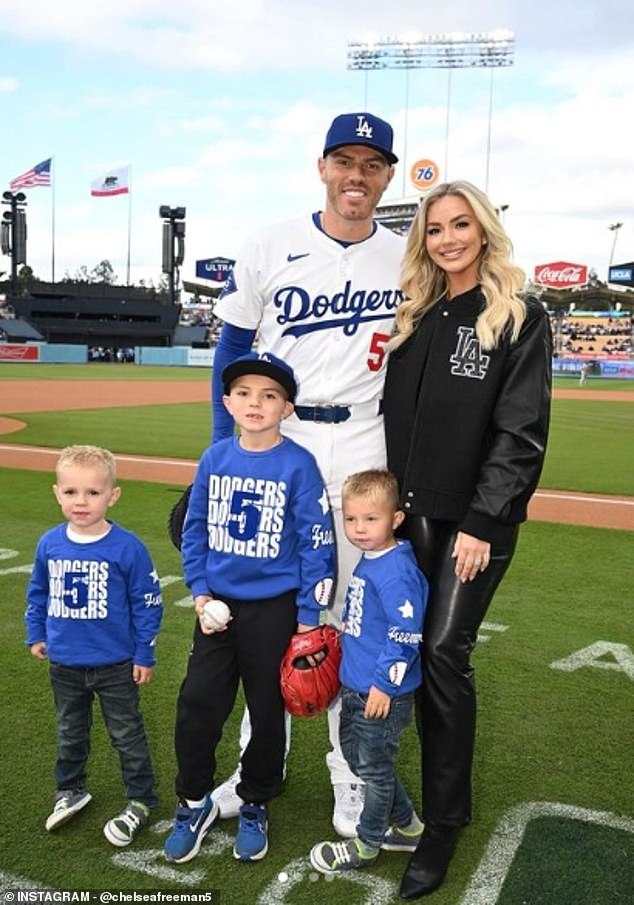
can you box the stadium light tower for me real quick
[159,205,186,306]
[608,221,623,270]
[496,203,509,225]
[346,30,515,194]
[1,191,27,296]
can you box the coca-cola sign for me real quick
[533,261,588,288]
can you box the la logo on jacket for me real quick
[450,327,491,380]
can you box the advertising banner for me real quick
[0,344,40,361]
[410,159,440,192]
[534,261,588,288]
[552,357,634,378]
[187,347,215,368]
[195,258,235,282]
[608,262,634,287]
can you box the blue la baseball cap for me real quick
[323,112,398,165]
[222,352,297,402]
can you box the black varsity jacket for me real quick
[384,287,552,546]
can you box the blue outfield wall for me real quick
[552,357,634,378]
[0,344,215,367]
[135,347,216,367]
[39,344,87,363]
[1,343,631,377]
[135,346,188,366]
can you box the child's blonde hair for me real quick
[342,469,400,509]
[56,445,117,485]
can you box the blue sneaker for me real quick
[164,794,218,863]
[233,802,268,862]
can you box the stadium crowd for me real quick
[555,314,632,357]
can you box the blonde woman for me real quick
[383,181,552,900]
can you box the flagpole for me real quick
[126,166,132,286]
[51,157,56,283]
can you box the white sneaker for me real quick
[332,783,365,838]
[212,769,243,819]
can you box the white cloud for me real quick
[2,1,633,286]
[2,1,632,72]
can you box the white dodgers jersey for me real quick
[214,214,405,405]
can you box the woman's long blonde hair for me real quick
[392,180,526,350]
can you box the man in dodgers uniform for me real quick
[210,111,405,836]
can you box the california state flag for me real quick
[90,165,130,197]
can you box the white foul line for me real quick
[533,491,634,507]
[1,445,632,506]
[0,444,195,468]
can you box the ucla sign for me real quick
[608,262,634,287]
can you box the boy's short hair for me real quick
[342,469,400,509]
[56,445,117,485]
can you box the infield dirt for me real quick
[1,379,632,531]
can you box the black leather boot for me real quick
[399,824,460,900]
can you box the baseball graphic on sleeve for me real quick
[314,578,334,607]
[202,599,232,631]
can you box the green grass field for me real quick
[3,390,633,496]
[1,365,633,904]
[552,376,634,392]
[2,360,634,393]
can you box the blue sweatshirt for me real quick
[340,540,427,697]
[25,522,163,668]
[182,435,335,625]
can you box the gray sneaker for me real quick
[104,801,150,847]
[382,820,424,852]
[45,790,92,831]
[309,837,378,875]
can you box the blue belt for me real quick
[294,400,383,423]
[294,404,351,424]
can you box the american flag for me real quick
[9,158,52,191]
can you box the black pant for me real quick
[174,591,296,804]
[407,516,518,827]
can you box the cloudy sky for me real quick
[1,0,632,289]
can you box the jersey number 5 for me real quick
[368,332,390,372]
[228,490,262,540]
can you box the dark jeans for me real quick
[407,516,518,827]
[340,686,415,849]
[49,660,157,807]
[174,592,296,804]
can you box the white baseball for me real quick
[202,599,231,631]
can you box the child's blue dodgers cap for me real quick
[222,352,297,402]
[323,112,398,165]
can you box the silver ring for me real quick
[473,559,482,566]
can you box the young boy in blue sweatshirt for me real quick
[164,352,335,865]
[25,445,163,846]
[310,469,428,874]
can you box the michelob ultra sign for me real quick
[196,257,235,281]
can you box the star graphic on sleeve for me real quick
[398,599,414,619]
[150,568,160,584]
[318,489,330,515]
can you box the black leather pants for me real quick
[407,516,518,827]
